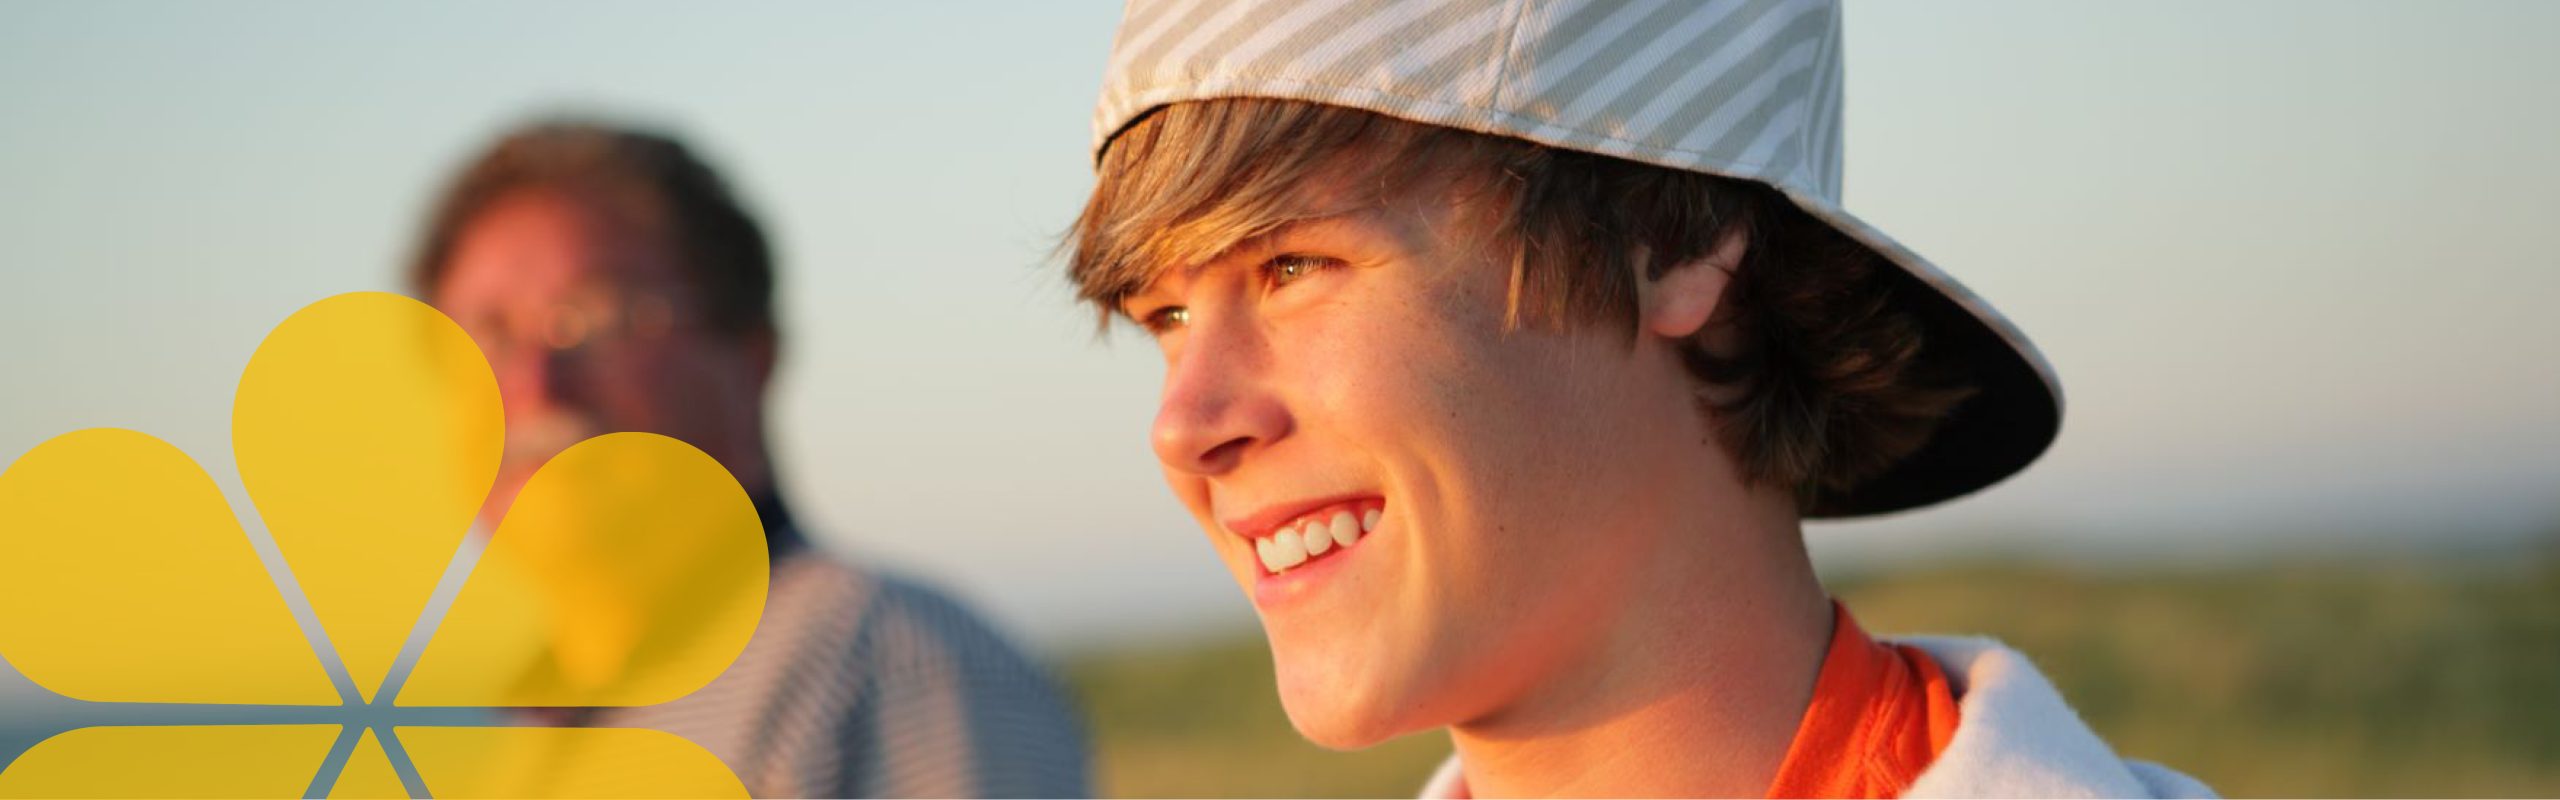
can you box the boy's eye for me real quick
[1264,254,1339,288]
[1139,306,1190,335]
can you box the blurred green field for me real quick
[1063,552,2560,797]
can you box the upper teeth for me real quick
[1255,506,1380,574]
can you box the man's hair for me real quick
[1065,99,1972,505]
[408,119,777,339]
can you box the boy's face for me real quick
[1121,167,1731,748]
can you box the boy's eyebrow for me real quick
[1113,208,1373,317]
[1172,211,1364,280]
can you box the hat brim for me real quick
[1782,194,2063,518]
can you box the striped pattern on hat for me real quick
[1097,0,1845,205]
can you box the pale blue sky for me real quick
[2,1,2555,651]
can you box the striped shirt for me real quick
[572,544,1091,798]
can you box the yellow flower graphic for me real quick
[0,293,769,797]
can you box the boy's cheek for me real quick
[1165,472,1217,534]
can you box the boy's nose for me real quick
[1150,323,1291,477]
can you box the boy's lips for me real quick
[1222,495,1386,579]
[1221,493,1381,541]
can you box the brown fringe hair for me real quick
[1066,99,1971,505]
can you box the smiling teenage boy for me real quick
[1064,0,2212,797]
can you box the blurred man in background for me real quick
[410,118,1088,798]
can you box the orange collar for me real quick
[1765,602,1962,798]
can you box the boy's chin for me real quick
[1273,660,1418,751]
[1280,700,1406,752]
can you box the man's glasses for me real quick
[457,291,684,367]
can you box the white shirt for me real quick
[1419,636,2215,798]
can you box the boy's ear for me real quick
[1642,224,1750,339]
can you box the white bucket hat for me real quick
[1089,0,2062,517]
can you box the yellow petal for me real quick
[233,292,502,702]
[398,726,746,798]
[0,428,335,704]
[325,729,409,799]
[399,433,764,707]
[0,724,338,798]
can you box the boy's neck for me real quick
[1445,489,1832,798]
